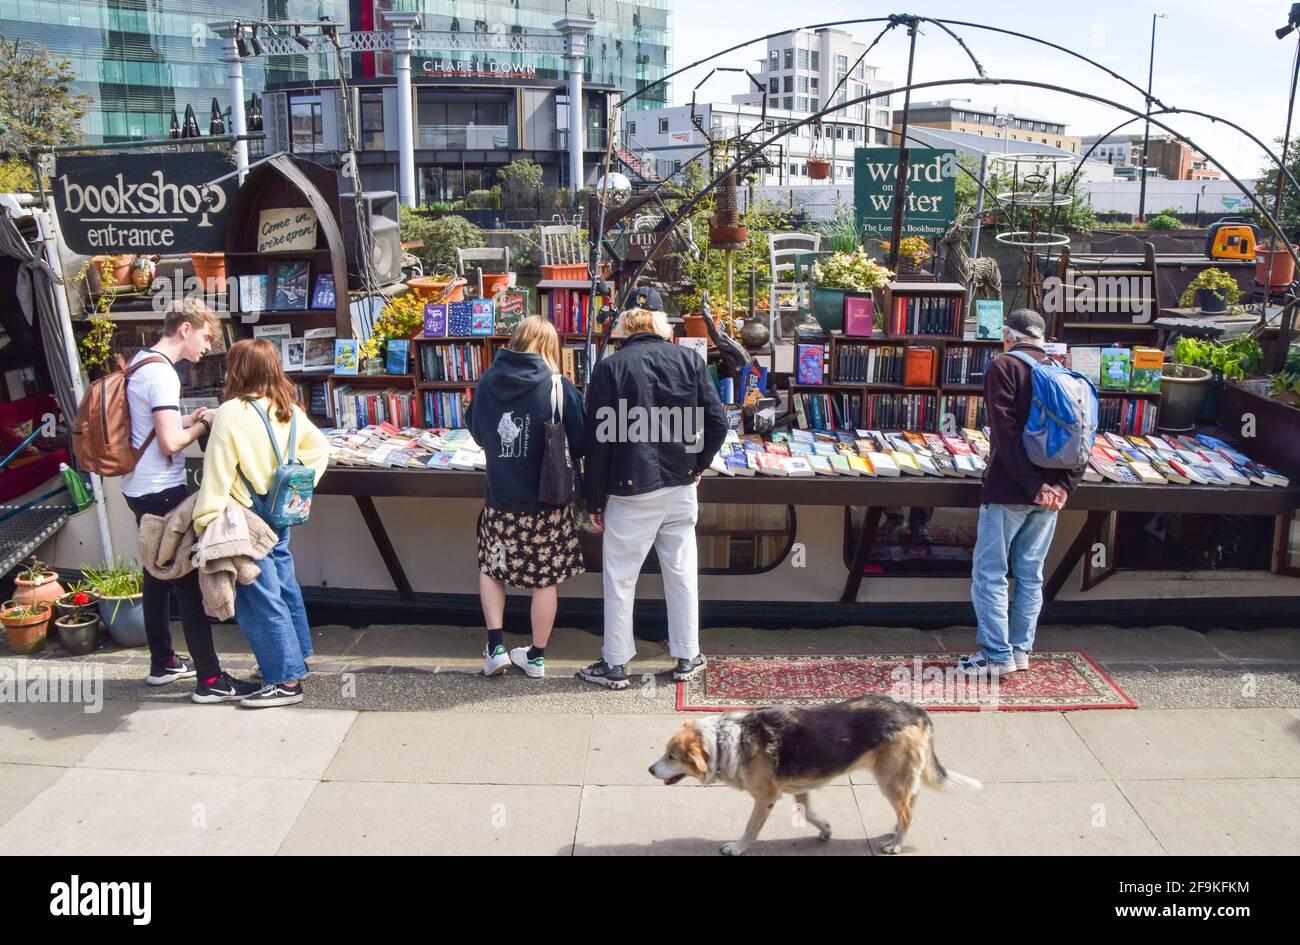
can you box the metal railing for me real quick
[417,124,511,149]
[554,127,609,151]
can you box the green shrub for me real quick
[464,189,496,210]
[1146,213,1182,230]
[497,159,543,207]
[399,211,486,274]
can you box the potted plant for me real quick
[810,251,894,332]
[881,236,933,275]
[1178,267,1242,314]
[1256,242,1299,288]
[807,157,831,180]
[360,292,426,364]
[54,587,100,656]
[82,558,146,647]
[13,556,63,608]
[2,600,52,654]
[188,252,226,292]
[92,254,136,289]
[1168,335,1264,425]
[54,578,98,619]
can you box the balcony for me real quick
[555,128,610,151]
[417,125,511,150]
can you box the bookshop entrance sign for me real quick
[854,148,956,238]
[52,152,233,255]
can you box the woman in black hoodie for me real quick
[466,316,586,679]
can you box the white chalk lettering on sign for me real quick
[257,208,319,253]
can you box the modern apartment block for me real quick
[1080,132,1222,181]
[893,99,1081,154]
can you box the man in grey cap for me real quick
[958,308,1083,677]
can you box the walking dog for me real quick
[649,696,981,855]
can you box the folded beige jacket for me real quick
[137,493,279,621]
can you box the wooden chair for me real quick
[456,246,510,297]
[768,232,821,340]
[539,224,586,266]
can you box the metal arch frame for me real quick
[613,77,1300,313]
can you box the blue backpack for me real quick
[1008,350,1099,470]
[237,399,315,529]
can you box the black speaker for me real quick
[340,190,402,289]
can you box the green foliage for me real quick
[80,558,143,599]
[1255,135,1300,235]
[0,33,90,151]
[464,189,498,210]
[1146,213,1182,231]
[813,202,872,253]
[1172,335,1263,380]
[497,159,544,207]
[399,208,485,274]
[0,156,35,192]
[811,251,894,291]
[952,153,1096,236]
[1179,267,1243,308]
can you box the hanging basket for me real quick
[807,158,831,180]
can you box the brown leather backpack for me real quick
[71,354,168,476]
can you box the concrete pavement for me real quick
[0,623,1296,855]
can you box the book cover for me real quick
[423,303,448,337]
[238,274,268,313]
[494,291,527,332]
[1130,347,1164,393]
[843,294,874,336]
[252,323,291,360]
[281,337,305,372]
[678,337,708,362]
[447,300,474,337]
[846,455,872,476]
[333,339,359,376]
[905,347,936,386]
[386,339,410,375]
[828,453,852,475]
[303,327,336,372]
[756,453,787,476]
[1071,346,1102,386]
[272,260,311,310]
[1100,347,1132,391]
[866,451,900,476]
[311,273,336,310]
[975,299,1004,340]
[795,343,826,385]
[782,456,815,477]
[1043,343,1068,368]
[470,298,495,336]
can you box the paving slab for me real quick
[853,780,1165,856]
[573,783,868,856]
[1117,778,1300,856]
[1067,708,1300,779]
[0,763,66,829]
[76,703,358,780]
[279,781,581,855]
[1107,668,1300,709]
[324,711,591,784]
[1027,625,1222,662]
[0,767,317,855]
[0,701,135,767]
[1202,627,1300,662]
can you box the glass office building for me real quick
[0,0,348,143]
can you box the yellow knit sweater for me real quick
[193,397,330,533]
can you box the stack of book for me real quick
[707,428,990,479]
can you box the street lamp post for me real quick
[1137,12,1168,223]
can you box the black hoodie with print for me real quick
[465,348,586,512]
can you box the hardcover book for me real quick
[975,299,1004,340]
[423,303,448,337]
[385,339,410,375]
[311,273,336,310]
[272,261,311,310]
[1130,347,1164,393]
[1100,346,1132,391]
[494,291,528,332]
[470,298,495,336]
[333,339,359,376]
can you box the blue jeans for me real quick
[234,528,312,685]
[970,503,1059,663]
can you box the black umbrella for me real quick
[181,103,201,138]
[209,97,226,136]
[168,110,180,139]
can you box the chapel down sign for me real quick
[854,148,957,239]
[52,152,233,254]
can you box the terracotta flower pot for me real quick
[2,601,52,655]
[1256,245,1298,288]
[14,571,63,609]
[807,158,831,180]
[683,313,719,338]
[189,252,227,292]
[540,263,587,281]
[406,276,467,302]
[480,272,511,296]
[94,255,136,288]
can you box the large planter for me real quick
[189,252,226,292]
[3,601,52,655]
[406,276,467,302]
[480,272,511,296]
[14,571,63,609]
[1256,245,1298,288]
[98,595,146,647]
[1195,287,1228,314]
[807,158,831,180]
[1158,363,1212,432]
[683,313,720,339]
[540,263,586,281]
[55,615,100,656]
[810,287,848,332]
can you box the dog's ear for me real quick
[685,729,709,778]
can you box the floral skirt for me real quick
[476,505,586,588]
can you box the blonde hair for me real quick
[508,316,561,372]
[616,307,673,340]
[162,297,221,338]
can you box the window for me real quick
[627,120,636,136]
[845,507,981,576]
[289,96,323,152]
[847,164,853,178]
[956,111,965,122]
[797,97,808,112]
[798,48,810,69]
[784,76,793,93]
[811,51,819,70]
[854,61,864,79]
[879,93,890,106]
[846,127,854,141]
[836,54,848,72]
[853,82,863,101]
[834,126,843,139]
[769,77,779,94]
[810,77,819,92]
[1114,512,1275,572]
[360,92,385,150]
[810,98,818,112]
[801,163,808,176]
[790,163,798,177]
[798,76,808,93]
[784,48,794,69]
[769,50,780,71]
[783,96,793,111]
[659,117,668,133]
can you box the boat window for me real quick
[1113,512,1274,571]
[578,503,794,575]
[843,505,979,577]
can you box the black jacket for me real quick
[466,348,586,512]
[981,342,1085,505]
[583,332,727,514]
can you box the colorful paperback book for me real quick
[782,456,815,477]
[808,454,837,476]
[470,298,495,336]
[303,328,336,373]
[756,453,788,476]
[386,339,410,375]
[795,343,826,385]
[1130,347,1164,393]
[1127,459,1166,484]
[846,455,873,476]
[975,299,1004,340]
[252,323,291,359]
[866,451,900,476]
[423,303,448,337]
[494,291,527,332]
[891,451,922,475]
[272,260,311,310]
[311,273,336,310]
[333,338,359,375]
[447,300,474,337]
[828,453,852,475]
[1100,346,1132,391]
[725,448,756,476]
[710,452,732,476]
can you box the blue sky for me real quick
[665,0,1296,179]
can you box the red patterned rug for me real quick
[676,652,1136,712]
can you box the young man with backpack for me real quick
[118,298,257,702]
[958,309,1096,678]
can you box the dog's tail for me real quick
[921,725,983,792]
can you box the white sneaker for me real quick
[955,652,1017,677]
[509,646,545,679]
[482,644,510,677]
[1012,649,1031,671]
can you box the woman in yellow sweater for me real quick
[194,339,330,707]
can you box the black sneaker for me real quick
[576,659,630,690]
[192,672,261,705]
[672,654,707,682]
[146,655,195,687]
[238,681,304,708]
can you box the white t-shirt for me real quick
[120,349,186,498]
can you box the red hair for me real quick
[223,339,298,422]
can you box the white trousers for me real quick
[601,484,700,666]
